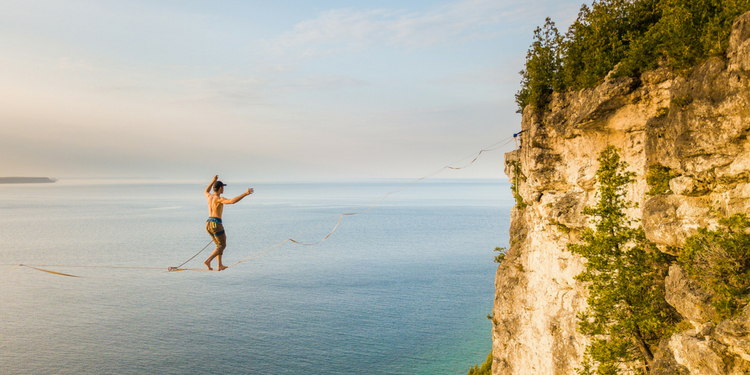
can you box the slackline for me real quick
[1,137,516,278]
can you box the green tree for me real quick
[680,213,750,319]
[516,0,750,113]
[569,146,676,374]
[623,0,750,74]
[562,0,650,88]
[515,17,563,112]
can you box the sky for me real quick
[0,0,585,181]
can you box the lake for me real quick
[0,179,511,374]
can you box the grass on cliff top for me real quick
[516,0,750,112]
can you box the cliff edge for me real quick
[493,12,750,375]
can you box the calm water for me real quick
[0,179,511,374]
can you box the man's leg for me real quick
[204,247,219,270]
[205,223,226,270]
[204,243,226,270]
[216,254,227,271]
[204,252,214,270]
[205,234,227,270]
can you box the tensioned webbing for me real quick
[2,137,515,277]
[0,223,210,277]
[222,137,516,269]
[168,240,215,271]
[1,265,20,274]
[0,263,172,279]
[24,265,81,278]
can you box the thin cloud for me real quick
[173,75,269,106]
[429,61,524,86]
[262,0,540,57]
[57,57,94,71]
[169,73,368,107]
[280,74,370,91]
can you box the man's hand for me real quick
[246,188,254,195]
[206,175,219,195]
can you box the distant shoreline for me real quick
[0,177,57,184]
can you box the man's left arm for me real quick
[223,188,254,204]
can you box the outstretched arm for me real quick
[223,188,254,204]
[205,175,218,197]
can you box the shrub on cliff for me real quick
[508,160,527,209]
[569,146,677,374]
[645,164,674,196]
[517,0,750,112]
[494,247,507,264]
[467,353,492,375]
[679,213,750,319]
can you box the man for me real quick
[204,175,253,271]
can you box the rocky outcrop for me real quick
[493,12,750,375]
[663,265,750,375]
[0,177,57,184]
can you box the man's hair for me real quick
[213,181,226,193]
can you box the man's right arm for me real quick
[205,175,218,197]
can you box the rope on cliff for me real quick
[3,137,516,277]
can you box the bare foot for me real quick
[204,261,213,270]
[218,265,228,271]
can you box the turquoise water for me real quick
[0,179,511,374]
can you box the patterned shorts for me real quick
[206,217,227,252]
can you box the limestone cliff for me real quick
[493,12,750,375]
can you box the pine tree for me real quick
[515,17,563,112]
[569,146,677,374]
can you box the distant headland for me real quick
[0,177,57,184]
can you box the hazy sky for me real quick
[0,0,584,181]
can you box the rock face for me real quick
[492,12,750,375]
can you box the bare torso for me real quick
[204,176,253,219]
[207,193,225,218]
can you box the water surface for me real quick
[0,179,511,374]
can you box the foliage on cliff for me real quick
[494,247,507,264]
[516,0,750,112]
[569,147,677,375]
[645,164,674,196]
[467,353,492,375]
[680,213,750,320]
[508,160,527,209]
